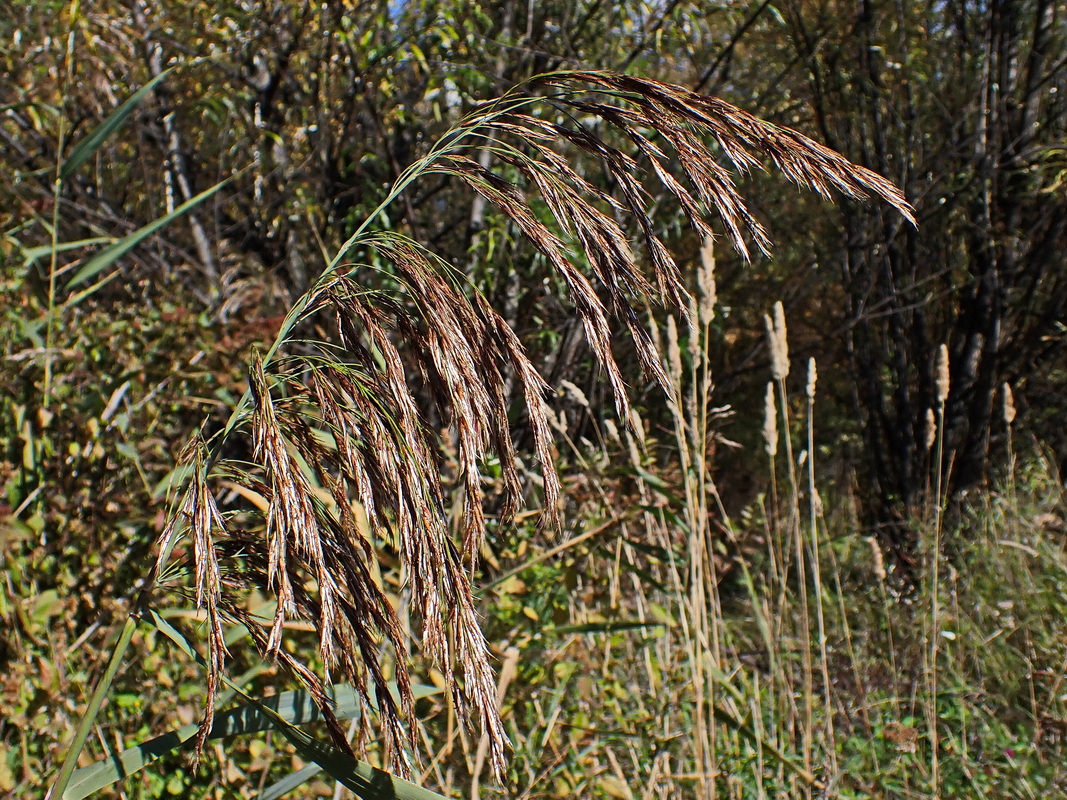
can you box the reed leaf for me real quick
[65,178,229,289]
[63,680,442,800]
[59,67,175,180]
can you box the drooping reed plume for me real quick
[153,70,914,777]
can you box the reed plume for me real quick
[152,69,914,776]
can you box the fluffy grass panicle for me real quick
[152,69,914,777]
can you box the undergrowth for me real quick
[4,257,1067,798]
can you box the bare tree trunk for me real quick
[134,2,218,290]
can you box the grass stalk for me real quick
[927,344,951,799]
[780,375,813,794]
[44,0,82,407]
[666,315,717,798]
[805,359,836,778]
[765,301,813,792]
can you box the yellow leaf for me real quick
[599,775,632,799]
[0,753,14,792]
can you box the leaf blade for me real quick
[59,69,173,180]
[62,611,441,799]
[65,178,229,290]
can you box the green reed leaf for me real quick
[62,612,441,800]
[65,178,229,290]
[59,69,173,180]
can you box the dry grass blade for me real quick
[152,68,914,783]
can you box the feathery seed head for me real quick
[765,301,790,380]
[697,236,717,327]
[1002,382,1016,425]
[936,344,950,405]
[158,67,917,779]
[763,382,778,457]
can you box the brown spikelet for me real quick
[321,270,518,769]
[538,72,915,225]
[435,154,643,416]
[156,438,228,756]
[250,353,337,661]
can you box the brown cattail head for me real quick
[935,344,950,405]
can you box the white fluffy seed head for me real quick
[925,407,937,450]
[1002,382,1016,425]
[697,237,717,327]
[602,417,621,444]
[765,301,789,380]
[935,344,950,405]
[666,315,683,390]
[867,536,887,582]
[559,379,589,409]
[763,382,778,457]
